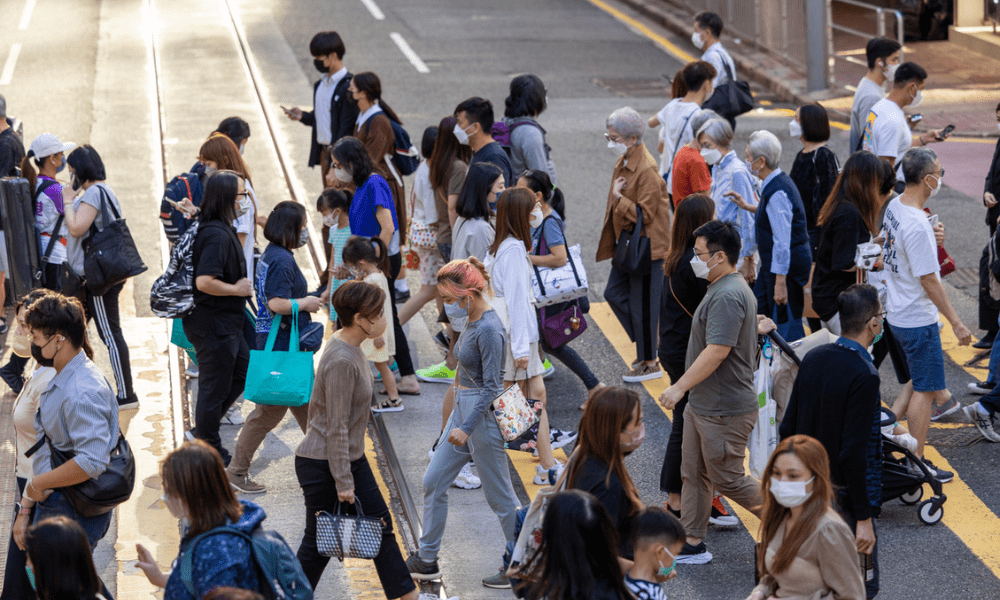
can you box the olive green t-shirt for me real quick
[685,272,758,417]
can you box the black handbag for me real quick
[701,60,754,120]
[611,205,652,275]
[83,187,147,296]
[25,432,136,518]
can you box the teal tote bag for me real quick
[244,300,315,407]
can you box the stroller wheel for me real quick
[900,486,923,505]
[918,499,944,525]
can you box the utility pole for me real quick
[804,0,829,92]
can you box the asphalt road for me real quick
[2,0,1000,598]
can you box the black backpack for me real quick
[362,114,420,177]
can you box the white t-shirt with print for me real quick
[861,97,911,181]
[882,196,940,329]
[233,178,257,281]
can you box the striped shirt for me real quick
[625,574,668,600]
[33,351,119,479]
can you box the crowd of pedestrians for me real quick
[1,10,998,600]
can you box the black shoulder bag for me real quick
[611,205,652,275]
[83,186,148,296]
[701,56,754,120]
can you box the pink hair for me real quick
[437,258,491,300]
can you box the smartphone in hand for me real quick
[937,124,955,140]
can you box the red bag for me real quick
[923,208,955,277]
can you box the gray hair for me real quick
[606,107,645,142]
[747,130,782,169]
[0,94,6,120]
[696,118,733,148]
[689,109,721,139]
[901,147,938,185]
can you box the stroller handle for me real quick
[767,330,802,367]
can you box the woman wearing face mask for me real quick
[487,188,561,487]
[16,293,116,598]
[2,290,57,600]
[566,387,645,567]
[24,516,105,600]
[182,171,253,465]
[427,115,472,253]
[331,136,421,396]
[21,134,74,292]
[225,202,324,494]
[597,108,672,384]
[406,259,520,589]
[648,61,716,195]
[295,281,422,600]
[697,118,757,282]
[747,435,865,600]
[135,441,266,598]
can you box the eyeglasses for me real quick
[236,192,250,199]
[926,169,946,178]
[873,310,887,321]
[604,133,625,144]
[693,249,717,258]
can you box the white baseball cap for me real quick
[29,133,75,159]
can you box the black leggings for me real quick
[658,357,689,494]
[388,253,414,376]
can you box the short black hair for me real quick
[25,293,88,351]
[317,188,352,213]
[995,102,1000,112]
[263,201,306,249]
[695,11,724,38]
[331,136,375,187]
[893,62,927,87]
[421,126,438,159]
[865,37,901,69]
[504,74,547,119]
[632,506,686,550]
[66,145,106,183]
[214,117,251,148]
[200,170,240,224]
[693,220,741,265]
[310,31,345,59]
[457,162,501,220]
[682,61,717,92]
[799,103,830,143]
[837,283,880,336]
[455,97,495,133]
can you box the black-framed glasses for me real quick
[873,310,887,321]
[693,249,717,258]
[604,132,624,144]
[926,169,945,178]
[236,191,250,199]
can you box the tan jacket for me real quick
[596,143,672,262]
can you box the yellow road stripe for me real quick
[585,0,697,65]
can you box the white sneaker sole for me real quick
[965,405,1000,442]
[967,383,994,395]
[676,550,713,565]
[930,401,961,421]
[416,374,455,383]
[622,371,663,383]
[452,477,482,489]
[709,515,739,527]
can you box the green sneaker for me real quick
[541,358,555,379]
[416,360,457,383]
[374,361,399,382]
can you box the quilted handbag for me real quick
[244,301,315,407]
[530,216,588,307]
[316,498,383,560]
[539,301,587,349]
[84,187,148,296]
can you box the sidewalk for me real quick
[611,0,1000,137]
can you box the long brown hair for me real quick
[161,441,243,538]
[489,188,535,256]
[663,194,715,277]
[816,151,882,235]
[566,387,644,515]
[199,134,253,187]
[428,115,471,191]
[757,435,836,577]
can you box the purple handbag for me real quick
[540,302,587,348]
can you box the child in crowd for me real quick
[318,188,353,325]
[341,235,402,412]
[626,506,687,600]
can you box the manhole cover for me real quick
[593,76,672,97]
[948,267,977,289]
[926,425,985,448]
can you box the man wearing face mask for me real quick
[780,284,887,598]
[861,62,946,187]
[881,148,970,483]
[849,38,901,153]
[658,220,762,564]
[454,97,514,187]
[691,12,735,97]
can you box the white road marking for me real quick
[0,44,21,86]
[390,32,429,74]
[19,0,36,30]
[360,0,385,20]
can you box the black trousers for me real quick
[979,243,1000,332]
[604,260,664,363]
[837,493,880,599]
[387,252,414,377]
[295,455,416,599]
[0,478,32,600]
[183,311,250,464]
[85,282,136,403]
[658,357,689,495]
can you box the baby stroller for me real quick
[879,408,946,525]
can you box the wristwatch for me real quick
[14,503,31,516]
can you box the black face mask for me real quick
[313,59,327,74]
[31,338,56,368]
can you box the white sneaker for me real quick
[534,461,564,485]
[886,432,919,453]
[452,463,482,489]
[222,405,245,426]
[184,364,199,378]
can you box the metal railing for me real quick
[828,0,905,75]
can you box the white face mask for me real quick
[909,87,924,108]
[788,119,803,139]
[529,207,544,228]
[700,147,722,165]
[770,476,815,508]
[997,123,1000,133]
[690,252,715,279]
[926,173,942,197]
[235,197,252,218]
[883,62,899,83]
[608,140,628,156]
[334,167,352,183]
[322,212,337,228]
[238,142,246,155]
[691,31,705,50]
[453,123,472,146]
[620,422,645,453]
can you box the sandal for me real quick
[372,397,404,413]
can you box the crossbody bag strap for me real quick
[669,276,694,319]
[43,214,65,261]
[665,110,696,177]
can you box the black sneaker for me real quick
[922,457,954,483]
[967,380,996,395]
[117,395,140,411]
[676,541,713,564]
[405,554,441,581]
[0,365,24,395]
[973,333,996,349]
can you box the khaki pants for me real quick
[228,403,310,476]
[680,409,763,539]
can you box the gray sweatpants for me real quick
[418,388,520,562]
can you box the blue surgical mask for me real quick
[56,156,66,173]
[25,565,36,591]
[444,300,468,320]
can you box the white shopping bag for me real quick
[748,340,777,480]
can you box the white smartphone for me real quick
[928,214,939,227]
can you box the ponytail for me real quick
[518,169,566,220]
[342,235,391,280]
[21,151,39,192]
[549,186,566,221]
[371,236,390,279]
